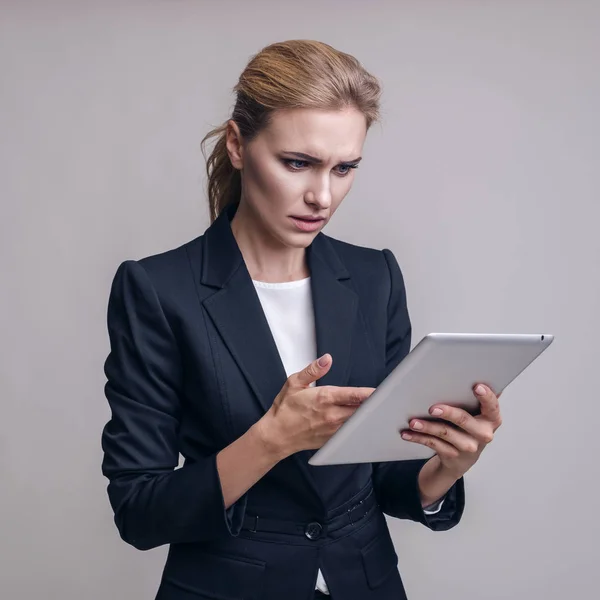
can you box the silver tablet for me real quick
[308,333,554,466]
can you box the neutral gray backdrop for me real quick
[1,1,598,599]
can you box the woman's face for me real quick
[227,106,368,248]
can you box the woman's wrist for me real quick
[417,455,460,508]
[252,414,292,462]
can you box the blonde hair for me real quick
[200,39,382,223]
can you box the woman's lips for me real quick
[289,216,324,232]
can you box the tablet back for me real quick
[308,333,553,465]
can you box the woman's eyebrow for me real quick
[282,151,362,164]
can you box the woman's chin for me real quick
[286,231,319,248]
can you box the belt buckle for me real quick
[347,497,365,526]
[347,487,373,526]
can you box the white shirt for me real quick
[252,276,444,595]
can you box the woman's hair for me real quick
[200,39,382,223]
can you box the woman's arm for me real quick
[216,421,286,510]
[370,249,465,529]
[102,260,282,551]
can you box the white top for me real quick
[252,276,443,595]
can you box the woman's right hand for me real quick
[256,354,376,458]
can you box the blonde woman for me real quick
[101,39,501,600]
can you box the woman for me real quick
[101,39,502,600]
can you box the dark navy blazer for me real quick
[101,200,465,600]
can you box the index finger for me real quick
[474,384,501,423]
[331,386,376,406]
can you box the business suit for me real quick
[101,200,465,599]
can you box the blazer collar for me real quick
[201,200,351,288]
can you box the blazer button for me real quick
[305,522,323,540]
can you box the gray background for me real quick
[1,1,598,598]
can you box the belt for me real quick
[241,485,377,540]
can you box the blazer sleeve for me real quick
[370,248,465,531]
[101,260,248,550]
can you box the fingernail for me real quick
[318,355,329,367]
[402,432,412,440]
[475,385,486,396]
[411,421,423,430]
[431,407,443,416]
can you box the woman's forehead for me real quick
[260,107,367,158]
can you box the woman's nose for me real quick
[306,183,332,210]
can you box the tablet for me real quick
[308,333,554,465]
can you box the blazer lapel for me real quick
[307,231,358,391]
[201,201,358,506]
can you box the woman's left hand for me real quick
[402,383,502,479]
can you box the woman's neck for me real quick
[230,204,309,283]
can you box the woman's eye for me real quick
[284,159,359,176]
[285,159,309,170]
[335,164,359,176]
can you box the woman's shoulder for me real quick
[129,234,203,283]
[109,235,205,307]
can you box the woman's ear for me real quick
[225,119,244,170]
